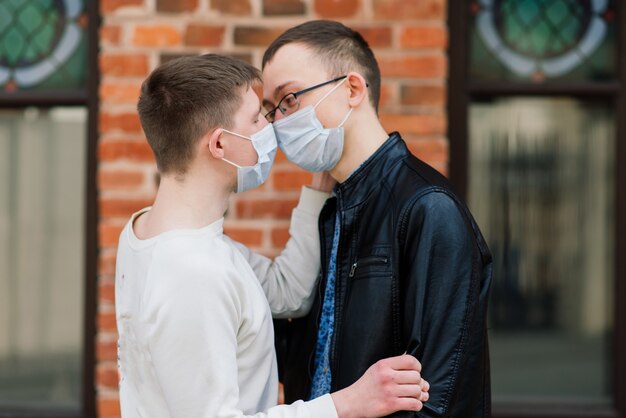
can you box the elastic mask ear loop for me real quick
[313,77,348,110]
[220,129,252,168]
[338,108,353,128]
[221,129,252,141]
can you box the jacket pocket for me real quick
[349,255,390,279]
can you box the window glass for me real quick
[468,97,614,404]
[0,107,86,412]
[469,0,617,82]
[0,0,88,92]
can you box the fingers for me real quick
[382,354,422,372]
[394,384,422,398]
[392,397,424,412]
[388,378,430,400]
[390,369,421,384]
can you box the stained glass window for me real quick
[469,0,617,82]
[0,0,87,93]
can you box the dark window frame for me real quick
[0,0,99,417]
[448,2,626,418]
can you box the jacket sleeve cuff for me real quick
[307,393,339,418]
[296,186,331,217]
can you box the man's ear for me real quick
[346,72,368,108]
[207,128,225,159]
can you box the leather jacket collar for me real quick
[335,132,407,209]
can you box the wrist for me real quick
[331,388,357,418]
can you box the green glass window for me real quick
[469,0,617,82]
[0,0,88,92]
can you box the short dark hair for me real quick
[262,20,381,112]
[137,54,261,175]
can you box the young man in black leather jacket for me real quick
[262,20,493,417]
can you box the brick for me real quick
[223,227,264,246]
[378,82,395,108]
[100,53,149,77]
[263,0,305,15]
[378,55,446,78]
[405,138,448,175]
[100,281,116,304]
[373,0,445,20]
[274,149,288,163]
[184,24,226,47]
[100,113,143,134]
[157,0,198,12]
[100,81,142,104]
[236,199,298,219]
[101,0,143,13]
[98,312,118,332]
[99,252,117,276]
[271,227,290,247]
[379,113,446,135]
[99,222,126,248]
[228,53,254,65]
[100,24,121,45]
[234,27,288,46]
[97,397,121,418]
[400,25,447,49]
[211,0,251,15]
[314,0,360,18]
[100,197,154,218]
[98,139,155,162]
[97,364,119,389]
[353,26,392,47]
[97,339,118,362]
[160,53,195,64]
[273,169,312,191]
[400,84,446,107]
[98,168,146,190]
[133,25,181,47]
[404,137,448,162]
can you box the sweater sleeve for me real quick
[144,244,338,418]
[227,186,330,319]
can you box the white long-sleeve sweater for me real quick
[114,187,337,418]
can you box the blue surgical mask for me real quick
[221,123,277,193]
[273,78,353,172]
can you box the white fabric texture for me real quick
[115,187,336,418]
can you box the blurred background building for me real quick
[0,0,624,417]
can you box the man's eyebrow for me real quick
[263,81,296,109]
[274,81,296,101]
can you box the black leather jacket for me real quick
[278,133,493,417]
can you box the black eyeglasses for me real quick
[264,75,347,123]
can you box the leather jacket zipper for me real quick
[348,256,389,277]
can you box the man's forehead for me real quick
[262,45,328,99]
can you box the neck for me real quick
[330,111,389,183]
[138,168,231,238]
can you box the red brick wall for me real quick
[96,0,448,416]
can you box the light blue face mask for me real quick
[273,78,353,172]
[221,123,277,193]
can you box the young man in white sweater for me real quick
[114,54,429,418]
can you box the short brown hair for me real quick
[262,20,381,112]
[137,54,261,174]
